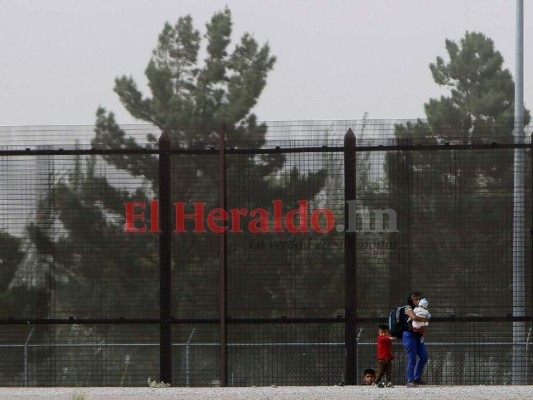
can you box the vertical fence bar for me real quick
[530,133,533,384]
[218,123,227,387]
[344,129,357,384]
[159,131,172,384]
[512,0,526,384]
[24,327,34,387]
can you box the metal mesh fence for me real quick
[0,120,531,386]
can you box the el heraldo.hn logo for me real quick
[123,200,399,234]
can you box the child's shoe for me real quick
[386,382,394,387]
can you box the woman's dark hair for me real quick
[407,292,422,308]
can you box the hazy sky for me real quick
[0,0,531,126]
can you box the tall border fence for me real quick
[0,120,532,386]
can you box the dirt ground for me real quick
[1,385,533,400]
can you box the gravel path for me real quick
[1,386,533,400]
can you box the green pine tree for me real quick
[91,8,327,322]
[385,33,530,383]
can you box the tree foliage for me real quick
[11,8,327,335]
[386,31,530,314]
[424,31,529,138]
[0,230,24,317]
[94,8,276,159]
[89,9,326,321]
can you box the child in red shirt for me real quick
[374,324,395,387]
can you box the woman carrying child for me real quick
[403,292,430,387]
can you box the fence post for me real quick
[24,327,34,387]
[344,129,357,384]
[218,123,227,387]
[159,131,172,384]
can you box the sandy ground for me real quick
[1,386,533,400]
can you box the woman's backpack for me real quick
[388,306,411,338]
